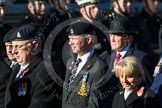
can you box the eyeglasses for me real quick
[12,42,32,50]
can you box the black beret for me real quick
[3,27,18,43]
[10,24,39,41]
[108,17,138,35]
[66,22,95,36]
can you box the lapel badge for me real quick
[69,61,74,69]
[86,65,92,70]
[120,91,123,95]
[137,86,144,97]
[78,82,87,96]
[17,32,22,38]
[22,68,29,77]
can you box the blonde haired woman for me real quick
[112,56,160,108]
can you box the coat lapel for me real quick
[123,47,134,58]
[119,91,126,108]
[63,58,75,98]
[109,52,116,73]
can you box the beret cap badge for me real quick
[17,32,22,38]
[70,28,74,34]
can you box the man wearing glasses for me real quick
[4,24,62,108]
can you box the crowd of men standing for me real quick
[0,0,162,108]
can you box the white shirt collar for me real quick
[78,48,94,61]
[117,43,131,57]
[16,63,30,78]
[75,48,94,75]
[20,63,29,70]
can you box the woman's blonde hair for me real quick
[114,56,145,80]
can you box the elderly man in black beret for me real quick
[62,22,107,108]
[3,28,18,69]
[4,23,61,108]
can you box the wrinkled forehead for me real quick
[68,35,86,38]
[12,40,31,45]
[5,42,12,45]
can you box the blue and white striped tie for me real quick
[68,58,82,89]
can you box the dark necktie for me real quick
[68,58,82,89]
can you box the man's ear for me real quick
[112,2,116,8]
[30,40,40,55]
[86,35,93,44]
[28,2,35,15]
[32,40,39,50]
[80,7,86,15]
[123,35,129,40]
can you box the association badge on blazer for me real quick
[78,65,92,96]
[119,91,124,95]
[78,71,89,96]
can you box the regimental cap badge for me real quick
[70,28,74,34]
[17,32,22,38]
